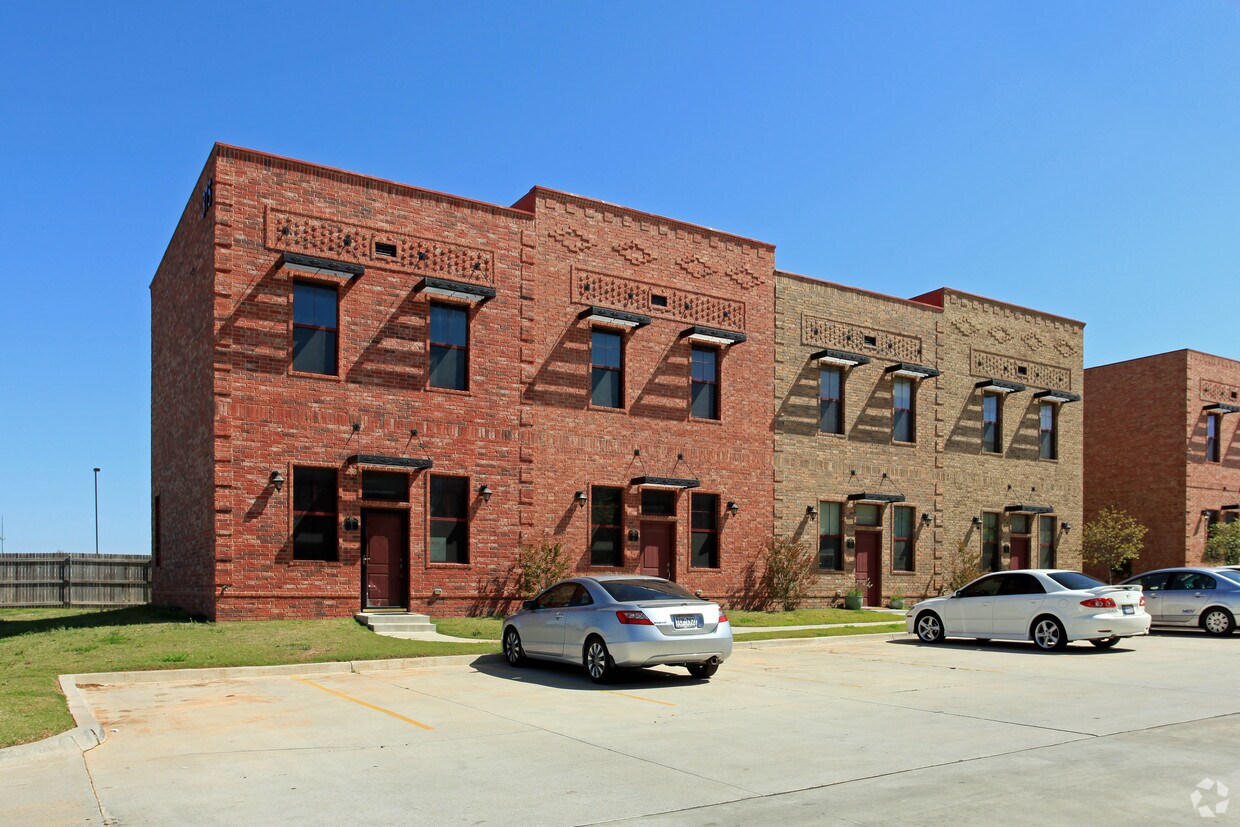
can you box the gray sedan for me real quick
[1119,568,1240,635]
[502,576,732,683]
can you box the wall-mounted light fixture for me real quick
[1061,522,1072,533]
[1002,543,1011,554]
[270,471,285,493]
[1201,510,1213,517]
[343,516,359,531]
[846,537,856,549]
[575,490,588,506]
[971,515,982,527]
[806,505,818,517]
[920,512,933,526]
[726,501,739,515]
[628,528,640,542]
[432,587,443,597]
[479,484,493,503]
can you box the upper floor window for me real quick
[818,502,843,570]
[1038,516,1056,568]
[691,346,720,420]
[1207,413,1221,463]
[819,367,843,434]
[293,466,338,561]
[1039,402,1058,460]
[893,377,915,443]
[982,394,1002,454]
[429,475,469,564]
[429,303,469,390]
[590,486,624,567]
[292,282,338,375]
[591,329,623,408]
[893,506,915,572]
[981,512,1000,572]
[690,493,720,568]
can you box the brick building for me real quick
[1084,350,1240,575]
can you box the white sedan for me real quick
[908,570,1151,651]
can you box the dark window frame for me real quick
[1207,413,1221,463]
[818,501,843,571]
[893,505,915,572]
[590,328,624,409]
[291,281,339,376]
[292,465,339,562]
[590,486,624,567]
[690,492,720,568]
[819,366,844,435]
[1038,515,1056,568]
[893,377,916,443]
[981,511,1000,572]
[982,393,1002,454]
[361,470,410,503]
[429,474,470,565]
[428,301,470,391]
[690,345,721,421]
[1039,402,1058,460]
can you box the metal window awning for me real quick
[417,277,496,303]
[1222,504,1240,512]
[681,326,747,346]
[976,379,1027,394]
[1204,403,1240,415]
[846,492,906,504]
[812,348,871,368]
[884,362,940,379]
[282,252,364,280]
[580,305,651,329]
[630,476,700,490]
[1033,389,1081,404]
[348,454,434,470]
[1004,504,1054,514]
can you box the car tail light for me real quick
[616,610,653,625]
[1080,597,1117,609]
[718,613,728,624]
[1139,595,1145,606]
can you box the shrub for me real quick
[1082,507,1148,582]
[942,539,984,593]
[762,536,818,611]
[513,540,572,598]
[1205,521,1240,566]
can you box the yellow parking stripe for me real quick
[293,677,433,730]
[604,691,676,707]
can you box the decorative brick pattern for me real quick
[572,267,746,330]
[1201,379,1240,404]
[800,314,924,361]
[548,227,593,254]
[613,241,657,266]
[677,255,716,280]
[969,349,1072,390]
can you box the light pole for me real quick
[93,468,101,556]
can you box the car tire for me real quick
[687,662,719,680]
[503,627,527,666]
[1090,636,1120,648]
[1032,616,1068,651]
[915,611,945,644]
[1201,608,1236,636]
[584,637,615,684]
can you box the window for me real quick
[531,582,577,610]
[982,393,1002,453]
[361,471,408,503]
[855,504,882,527]
[591,329,623,408]
[893,506,915,572]
[893,377,915,442]
[1038,516,1056,568]
[999,573,1045,595]
[691,346,720,420]
[981,512,1000,571]
[429,303,469,390]
[1010,515,1030,535]
[293,467,338,561]
[640,489,676,516]
[1039,402,1058,460]
[818,502,843,571]
[819,367,843,434]
[292,282,338,375]
[1206,510,1220,529]
[1137,572,1170,591]
[1168,572,1216,591]
[1207,413,1221,462]
[429,475,469,563]
[691,494,720,568]
[960,574,1003,598]
[590,487,624,567]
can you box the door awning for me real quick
[1204,403,1240,415]
[846,492,906,504]
[1222,504,1240,512]
[630,476,700,490]
[1033,389,1081,404]
[417,277,496,303]
[884,362,940,379]
[580,305,651,329]
[811,348,871,368]
[681,326,747,346]
[348,454,434,470]
[282,252,364,280]
[1004,504,1054,514]
[976,379,1027,394]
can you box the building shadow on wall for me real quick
[525,324,586,409]
[630,338,689,420]
[346,287,426,389]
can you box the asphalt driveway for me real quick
[4,630,1239,825]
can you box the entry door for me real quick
[854,531,882,606]
[1009,536,1030,570]
[640,522,675,579]
[363,510,408,609]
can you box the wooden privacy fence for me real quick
[0,554,152,608]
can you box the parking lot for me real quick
[5,630,1240,825]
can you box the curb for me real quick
[734,630,904,649]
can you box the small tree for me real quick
[942,539,984,593]
[513,540,572,597]
[1082,507,1148,583]
[762,536,818,611]
[1205,521,1240,566]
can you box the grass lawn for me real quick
[0,606,496,750]
[734,623,906,642]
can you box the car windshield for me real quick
[1214,570,1240,585]
[1047,571,1108,591]
[598,579,703,602]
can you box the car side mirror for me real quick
[953,589,963,599]
[522,600,536,611]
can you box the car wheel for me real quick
[1201,608,1236,636]
[915,612,945,644]
[1032,616,1068,651]
[687,662,718,680]
[503,627,526,666]
[1090,636,1120,648]
[584,637,615,684]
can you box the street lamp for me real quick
[93,468,101,556]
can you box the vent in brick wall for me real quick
[375,242,397,257]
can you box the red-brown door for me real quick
[1009,536,1030,570]
[363,510,407,609]
[854,531,882,606]
[640,522,675,580]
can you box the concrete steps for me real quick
[354,612,437,639]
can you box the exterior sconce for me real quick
[726,501,739,515]
[627,528,640,542]
[270,471,285,493]
[432,587,443,597]
[575,490,588,506]
[846,537,856,549]
[806,505,818,517]
[1003,543,1011,554]
[920,513,933,526]
[971,516,982,527]
[479,484,492,503]
[343,517,359,531]
[694,589,704,597]
[1201,510,1212,517]
[1061,522,1072,533]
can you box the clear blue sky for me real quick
[1,2,1237,555]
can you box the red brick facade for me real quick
[1085,350,1240,574]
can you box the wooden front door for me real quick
[1009,536,1030,570]
[640,522,675,580]
[854,531,882,606]
[363,510,407,609]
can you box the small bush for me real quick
[942,540,984,593]
[1205,521,1240,566]
[514,540,572,598]
[762,536,818,611]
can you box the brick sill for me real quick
[288,369,343,383]
[427,385,473,398]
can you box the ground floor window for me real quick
[893,506,915,572]
[690,493,719,568]
[1039,516,1056,568]
[590,486,623,566]
[981,512,1000,572]
[818,502,843,571]
[293,466,338,561]
[430,475,469,564]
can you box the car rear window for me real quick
[598,579,702,602]
[1215,570,1240,585]
[1047,571,1108,591]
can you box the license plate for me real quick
[1122,605,1134,615]
[673,615,702,630]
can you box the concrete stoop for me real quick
[354,612,438,639]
